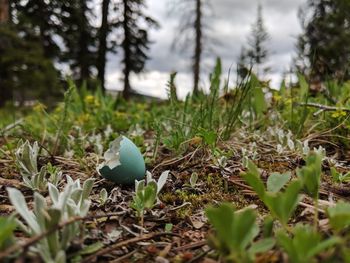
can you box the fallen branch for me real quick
[81,232,180,263]
[0,212,125,260]
[296,102,350,116]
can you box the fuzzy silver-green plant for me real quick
[15,140,62,191]
[7,176,94,262]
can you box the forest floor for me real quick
[1,124,350,262]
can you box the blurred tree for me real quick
[0,0,11,106]
[0,25,60,106]
[0,0,9,23]
[237,46,249,81]
[247,4,270,78]
[14,0,62,59]
[97,0,111,91]
[116,0,159,99]
[60,0,97,85]
[193,0,202,96]
[171,0,213,96]
[297,0,350,82]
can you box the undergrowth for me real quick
[1,59,350,262]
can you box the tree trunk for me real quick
[97,0,110,92]
[193,0,202,96]
[78,0,90,84]
[122,0,131,99]
[0,0,9,23]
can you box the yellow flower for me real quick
[273,94,282,102]
[33,103,47,112]
[114,111,127,119]
[331,110,347,119]
[84,95,100,107]
[77,113,91,124]
[84,95,95,105]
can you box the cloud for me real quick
[105,0,307,96]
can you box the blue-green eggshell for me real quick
[99,136,145,185]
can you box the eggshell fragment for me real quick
[98,136,145,185]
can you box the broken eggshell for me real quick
[98,136,145,185]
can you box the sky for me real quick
[105,0,307,99]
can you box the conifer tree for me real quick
[14,0,61,59]
[60,0,96,85]
[0,25,60,106]
[0,0,9,23]
[0,0,60,106]
[171,0,212,96]
[247,4,270,78]
[297,0,350,81]
[97,0,111,91]
[117,0,159,99]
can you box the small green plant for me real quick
[241,160,302,227]
[98,188,108,206]
[206,203,275,263]
[15,140,62,191]
[189,172,198,188]
[7,176,94,262]
[330,167,350,183]
[276,224,340,263]
[297,150,323,227]
[131,170,169,225]
[46,162,63,186]
[0,215,17,252]
[327,202,350,233]
[297,151,323,200]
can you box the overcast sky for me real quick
[105,0,307,99]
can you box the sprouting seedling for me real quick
[98,188,108,206]
[297,150,323,228]
[241,160,303,228]
[0,216,17,252]
[327,201,350,233]
[190,172,198,188]
[276,224,340,263]
[330,167,350,184]
[206,203,275,263]
[131,170,169,226]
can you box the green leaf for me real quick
[264,180,303,225]
[82,178,94,201]
[165,223,173,232]
[99,188,108,205]
[48,183,59,204]
[33,192,48,232]
[202,130,217,146]
[277,224,339,263]
[262,215,274,238]
[297,151,322,200]
[157,170,169,194]
[330,167,341,183]
[45,208,62,258]
[298,73,309,100]
[79,242,104,255]
[0,216,17,249]
[143,181,157,209]
[267,172,291,193]
[206,203,257,253]
[251,86,267,117]
[7,187,40,235]
[190,172,198,187]
[327,202,350,232]
[248,238,275,254]
[241,160,265,199]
